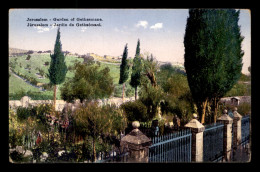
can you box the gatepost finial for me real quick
[132,121,140,129]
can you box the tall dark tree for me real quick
[48,27,68,110]
[119,44,130,102]
[184,9,244,124]
[130,39,143,100]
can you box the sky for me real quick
[9,9,251,74]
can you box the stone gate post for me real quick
[120,121,152,163]
[217,109,233,162]
[185,114,205,162]
[232,107,242,149]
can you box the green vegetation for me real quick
[73,101,127,161]
[184,9,244,123]
[9,101,127,163]
[9,51,135,100]
[9,10,251,164]
[120,100,148,122]
[48,28,68,110]
[130,39,143,100]
[60,62,114,103]
[9,72,40,94]
[119,44,130,102]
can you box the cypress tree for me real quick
[119,44,130,102]
[130,39,143,100]
[48,27,67,110]
[184,9,244,124]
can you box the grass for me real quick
[9,53,132,100]
[9,72,40,94]
[99,62,120,84]
[9,72,54,100]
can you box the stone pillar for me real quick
[20,96,31,107]
[217,109,233,162]
[120,121,152,163]
[185,114,205,162]
[232,107,242,149]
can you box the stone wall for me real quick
[9,96,135,111]
[220,96,251,106]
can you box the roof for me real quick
[231,97,240,100]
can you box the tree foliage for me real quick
[119,44,130,101]
[48,28,67,85]
[120,100,148,122]
[138,55,164,120]
[119,44,129,84]
[142,54,159,87]
[184,9,244,123]
[73,101,127,138]
[130,39,143,99]
[73,101,127,161]
[60,62,114,103]
[47,28,67,110]
[159,73,195,124]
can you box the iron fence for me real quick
[148,129,192,162]
[241,115,250,146]
[95,147,128,163]
[203,122,224,162]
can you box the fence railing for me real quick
[95,147,128,163]
[148,129,192,162]
[241,115,250,146]
[203,122,224,162]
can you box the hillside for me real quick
[9,48,188,100]
[8,53,129,100]
[9,47,29,55]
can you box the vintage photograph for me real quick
[8,9,251,163]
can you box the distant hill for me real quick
[9,47,30,55]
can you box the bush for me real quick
[113,85,122,98]
[42,83,53,91]
[10,150,24,162]
[29,77,38,85]
[225,82,250,97]
[38,69,45,77]
[32,147,43,162]
[238,102,251,116]
[26,55,31,60]
[125,85,135,97]
[120,100,148,122]
[44,61,49,66]
[17,106,33,121]
[9,89,26,100]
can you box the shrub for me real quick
[237,102,251,116]
[38,69,45,77]
[29,77,38,85]
[42,83,53,91]
[9,109,24,148]
[120,100,148,122]
[125,85,135,97]
[17,106,33,121]
[10,150,24,162]
[44,61,49,66]
[27,50,34,54]
[113,85,122,98]
[9,89,26,100]
[26,55,31,60]
[225,82,250,97]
